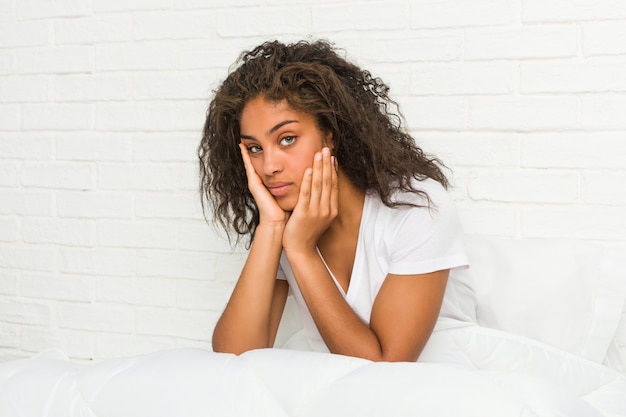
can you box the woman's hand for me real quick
[283,147,338,253]
[239,143,289,226]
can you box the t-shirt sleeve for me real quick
[387,182,468,275]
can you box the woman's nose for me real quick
[262,149,283,176]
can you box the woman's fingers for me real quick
[239,143,258,182]
[297,147,335,216]
[309,149,324,206]
[239,143,287,224]
[319,148,333,215]
[330,155,338,217]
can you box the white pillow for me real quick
[457,235,626,364]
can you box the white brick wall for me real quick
[1,0,626,362]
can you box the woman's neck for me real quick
[330,170,365,232]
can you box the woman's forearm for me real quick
[212,223,287,354]
[285,249,386,361]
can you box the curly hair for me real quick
[198,39,449,244]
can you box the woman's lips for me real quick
[267,183,292,197]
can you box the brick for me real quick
[400,97,466,130]
[0,104,19,130]
[56,132,132,161]
[176,0,259,8]
[18,0,90,20]
[22,217,96,246]
[456,202,518,236]
[133,11,215,40]
[57,191,133,219]
[521,58,626,93]
[22,103,94,131]
[176,40,241,70]
[172,338,212,350]
[132,132,198,162]
[21,162,95,189]
[468,96,577,131]
[94,0,172,12]
[55,16,132,44]
[136,306,213,340]
[96,277,175,306]
[411,63,514,96]
[0,21,49,48]
[0,190,53,216]
[362,34,463,63]
[176,280,231,311]
[0,161,19,186]
[97,219,178,249]
[0,133,53,159]
[96,43,177,71]
[466,25,577,60]
[59,247,135,276]
[177,221,234,253]
[523,0,626,22]
[312,3,407,32]
[98,163,180,190]
[0,0,15,14]
[20,328,95,359]
[0,271,17,295]
[0,299,50,325]
[0,76,49,103]
[131,72,214,100]
[95,101,204,132]
[20,273,94,301]
[582,94,626,129]
[584,21,626,56]
[442,167,470,201]
[217,6,310,37]
[15,46,93,75]
[214,252,247,283]
[134,191,204,220]
[468,169,579,203]
[0,349,29,362]
[58,302,135,333]
[583,172,626,205]
[95,334,175,359]
[0,324,19,348]
[522,133,626,169]
[413,132,519,168]
[137,249,215,280]
[522,207,626,240]
[410,0,515,28]
[0,217,18,241]
[0,53,12,75]
[55,74,130,102]
[175,162,197,191]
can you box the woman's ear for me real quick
[323,131,334,154]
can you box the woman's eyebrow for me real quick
[240,120,298,140]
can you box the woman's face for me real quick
[239,96,330,211]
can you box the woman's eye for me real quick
[248,145,262,154]
[280,136,296,146]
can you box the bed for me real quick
[1,235,625,416]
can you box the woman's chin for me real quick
[275,196,297,212]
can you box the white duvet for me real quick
[1,235,625,416]
[0,327,624,417]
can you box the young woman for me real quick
[199,39,468,362]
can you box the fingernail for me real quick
[315,152,322,161]
[322,147,330,157]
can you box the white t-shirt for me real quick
[277,177,469,352]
